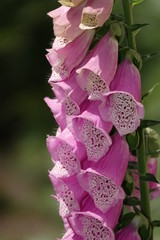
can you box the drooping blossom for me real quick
[47,128,86,178]
[77,169,125,213]
[68,212,115,240]
[51,71,88,103]
[77,31,118,100]
[82,133,130,186]
[69,101,112,162]
[45,97,67,130]
[49,174,85,222]
[48,4,84,42]
[80,195,123,230]
[80,0,114,30]
[99,59,144,136]
[58,0,85,8]
[46,29,95,82]
[45,71,88,130]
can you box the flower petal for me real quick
[47,128,86,165]
[69,102,112,162]
[48,4,84,41]
[82,134,129,185]
[77,32,118,100]
[69,212,115,240]
[45,97,67,130]
[110,59,141,102]
[80,0,114,30]
[51,71,88,104]
[77,169,125,213]
[81,195,123,229]
[49,176,81,218]
[99,91,144,136]
[48,30,95,82]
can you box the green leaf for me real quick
[140,173,159,183]
[126,131,140,150]
[130,171,159,183]
[140,120,160,128]
[122,23,149,37]
[124,197,140,206]
[142,83,160,102]
[142,52,160,63]
[132,0,144,6]
[127,23,149,31]
[152,220,160,227]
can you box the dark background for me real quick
[0,0,160,239]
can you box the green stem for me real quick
[121,0,137,50]
[121,0,152,239]
[137,129,151,219]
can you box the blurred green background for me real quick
[0,0,160,239]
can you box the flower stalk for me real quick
[122,0,153,238]
[137,128,151,220]
[121,0,136,50]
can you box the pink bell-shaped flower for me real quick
[68,212,115,240]
[46,30,95,82]
[99,59,144,136]
[82,133,129,186]
[45,97,67,130]
[47,128,86,178]
[49,175,81,219]
[51,71,88,103]
[69,101,112,162]
[77,31,118,100]
[81,194,123,229]
[80,0,114,30]
[45,96,81,130]
[77,169,125,213]
[48,4,84,41]
[49,174,88,222]
[45,71,88,130]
